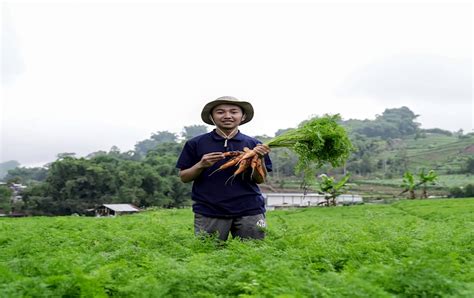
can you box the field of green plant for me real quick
[1,199,473,297]
[359,174,473,189]
[272,174,471,199]
[378,135,473,173]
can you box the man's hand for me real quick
[253,144,271,158]
[251,144,270,184]
[180,152,224,183]
[198,152,225,168]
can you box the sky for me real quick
[1,0,472,167]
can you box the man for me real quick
[176,96,272,241]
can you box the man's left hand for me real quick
[254,144,271,157]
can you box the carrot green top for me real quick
[266,114,353,180]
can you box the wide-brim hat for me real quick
[201,96,254,125]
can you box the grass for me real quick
[1,199,473,297]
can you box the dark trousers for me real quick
[194,213,266,241]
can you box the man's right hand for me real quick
[198,152,225,168]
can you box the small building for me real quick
[96,204,140,217]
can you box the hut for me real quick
[96,204,140,216]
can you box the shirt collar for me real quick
[211,129,244,141]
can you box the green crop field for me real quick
[374,135,473,173]
[1,199,473,297]
[359,174,474,189]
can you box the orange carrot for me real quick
[223,151,243,157]
[234,158,251,175]
[236,149,258,166]
[250,154,259,178]
[208,153,244,176]
[225,158,251,185]
[255,157,266,181]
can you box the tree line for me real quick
[1,107,473,215]
[0,126,209,215]
[1,143,190,215]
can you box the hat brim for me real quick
[201,99,254,125]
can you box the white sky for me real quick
[1,0,473,167]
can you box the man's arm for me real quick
[179,152,225,183]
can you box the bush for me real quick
[463,158,474,174]
[449,184,474,198]
[465,184,474,197]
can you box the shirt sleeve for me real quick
[264,154,273,172]
[176,141,199,170]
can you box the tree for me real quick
[269,148,298,179]
[147,142,184,158]
[45,157,105,214]
[57,152,76,159]
[151,131,178,143]
[144,144,191,207]
[134,131,179,157]
[345,133,382,176]
[182,125,208,140]
[455,129,464,138]
[345,106,420,139]
[86,151,108,159]
[464,157,474,174]
[165,176,192,208]
[20,183,54,216]
[400,169,438,200]
[316,174,351,206]
[4,167,48,184]
[346,155,375,176]
[400,171,416,199]
[252,135,272,144]
[392,148,409,175]
[0,185,13,213]
[421,128,452,136]
[0,160,21,179]
[38,154,181,214]
[274,128,293,137]
[379,106,420,136]
[418,169,438,199]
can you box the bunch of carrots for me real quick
[210,148,266,184]
[211,114,353,185]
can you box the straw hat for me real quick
[201,96,254,125]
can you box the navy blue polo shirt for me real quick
[176,130,272,218]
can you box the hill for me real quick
[1,199,473,296]
[380,134,473,174]
[0,161,20,179]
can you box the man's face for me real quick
[211,104,245,130]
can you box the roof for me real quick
[102,204,140,212]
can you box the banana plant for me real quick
[317,173,351,206]
[400,171,416,199]
[418,169,438,199]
